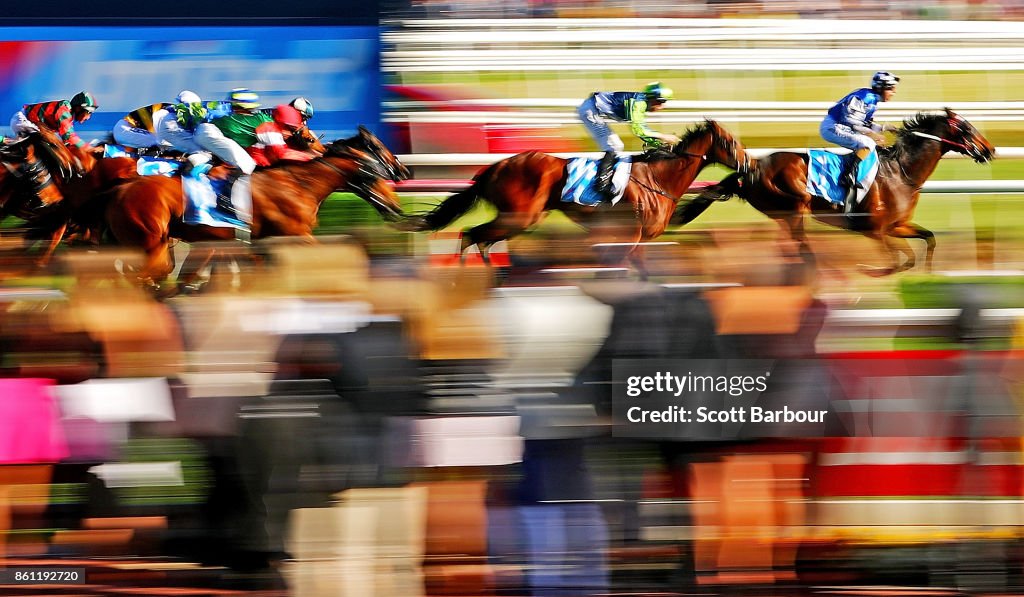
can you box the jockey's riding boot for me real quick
[595,150,617,200]
[843,154,863,190]
[843,183,858,214]
[841,154,864,214]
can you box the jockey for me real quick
[577,82,681,200]
[821,71,899,212]
[192,88,260,177]
[210,93,312,168]
[155,90,211,162]
[246,105,316,166]
[11,91,100,152]
[113,100,173,152]
[261,97,314,124]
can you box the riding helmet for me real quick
[176,90,201,105]
[272,104,303,130]
[71,91,98,113]
[228,88,261,110]
[871,71,900,90]
[643,82,674,104]
[290,97,314,120]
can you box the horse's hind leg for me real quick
[464,214,535,266]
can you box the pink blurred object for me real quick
[0,378,69,463]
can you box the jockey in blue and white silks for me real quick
[577,82,680,200]
[819,71,899,213]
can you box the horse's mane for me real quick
[878,112,946,161]
[636,119,716,163]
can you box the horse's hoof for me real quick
[857,263,895,277]
[150,282,180,300]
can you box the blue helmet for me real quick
[871,71,900,90]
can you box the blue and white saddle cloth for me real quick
[104,144,246,229]
[182,174,247,229]
[103,144,184,176]
[561,156,633,206]
[806,149,880,207]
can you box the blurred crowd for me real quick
[2,232,1024,595]
[387,0,1024,21]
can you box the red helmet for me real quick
[272,104,303,130]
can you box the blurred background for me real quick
[3,1,1024,596]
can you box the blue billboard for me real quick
[0,26,380,142]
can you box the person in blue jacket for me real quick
[578,82,680,200]
[821,71,899,211]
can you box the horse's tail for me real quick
[671,172,744,226]
[405,164,495,231]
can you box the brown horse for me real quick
[676,109,995,275]
[0,129,79,221]
[99,139,402,286]
[343,125,411,182]
[407,119,748,270]
[18,142,139,266]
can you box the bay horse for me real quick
[406,119,748,271]
[39,125,407,275]
[343,125,410,182]
[675,109,995,275]
[0,129,79,221]
[98,139,402,287]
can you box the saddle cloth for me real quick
[561,156,632,206]
[182,174,247,229]
[104,144,183,176]
[806,149,880,206]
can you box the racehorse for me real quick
[342,125,410,182]
[98,139,403,288]
[17,142,139,266]
[405,119,748,271]
[0,128,80,221]
[675,109,995,275]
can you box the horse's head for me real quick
[352,125,411,182]
[2,140,66,217]
[29,127,85,181]
[898,109,995,164]
[673,119,750,172]
[323,141,405,222]
[288,125,327,155]
[941,108,995,163]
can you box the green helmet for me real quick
[643,82,673,104]
[70,91,98,113]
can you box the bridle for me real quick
[909,114,988,161]
[630,131,744,202]
[316,147,400,218]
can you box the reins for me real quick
[909,130,973,153]
[628,136,733,203]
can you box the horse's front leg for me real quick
[883,235,916,273]
[856,230,902,277]
[775,213,811,260]
[889,222,936,272]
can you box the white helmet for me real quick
[176,90,201,104]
